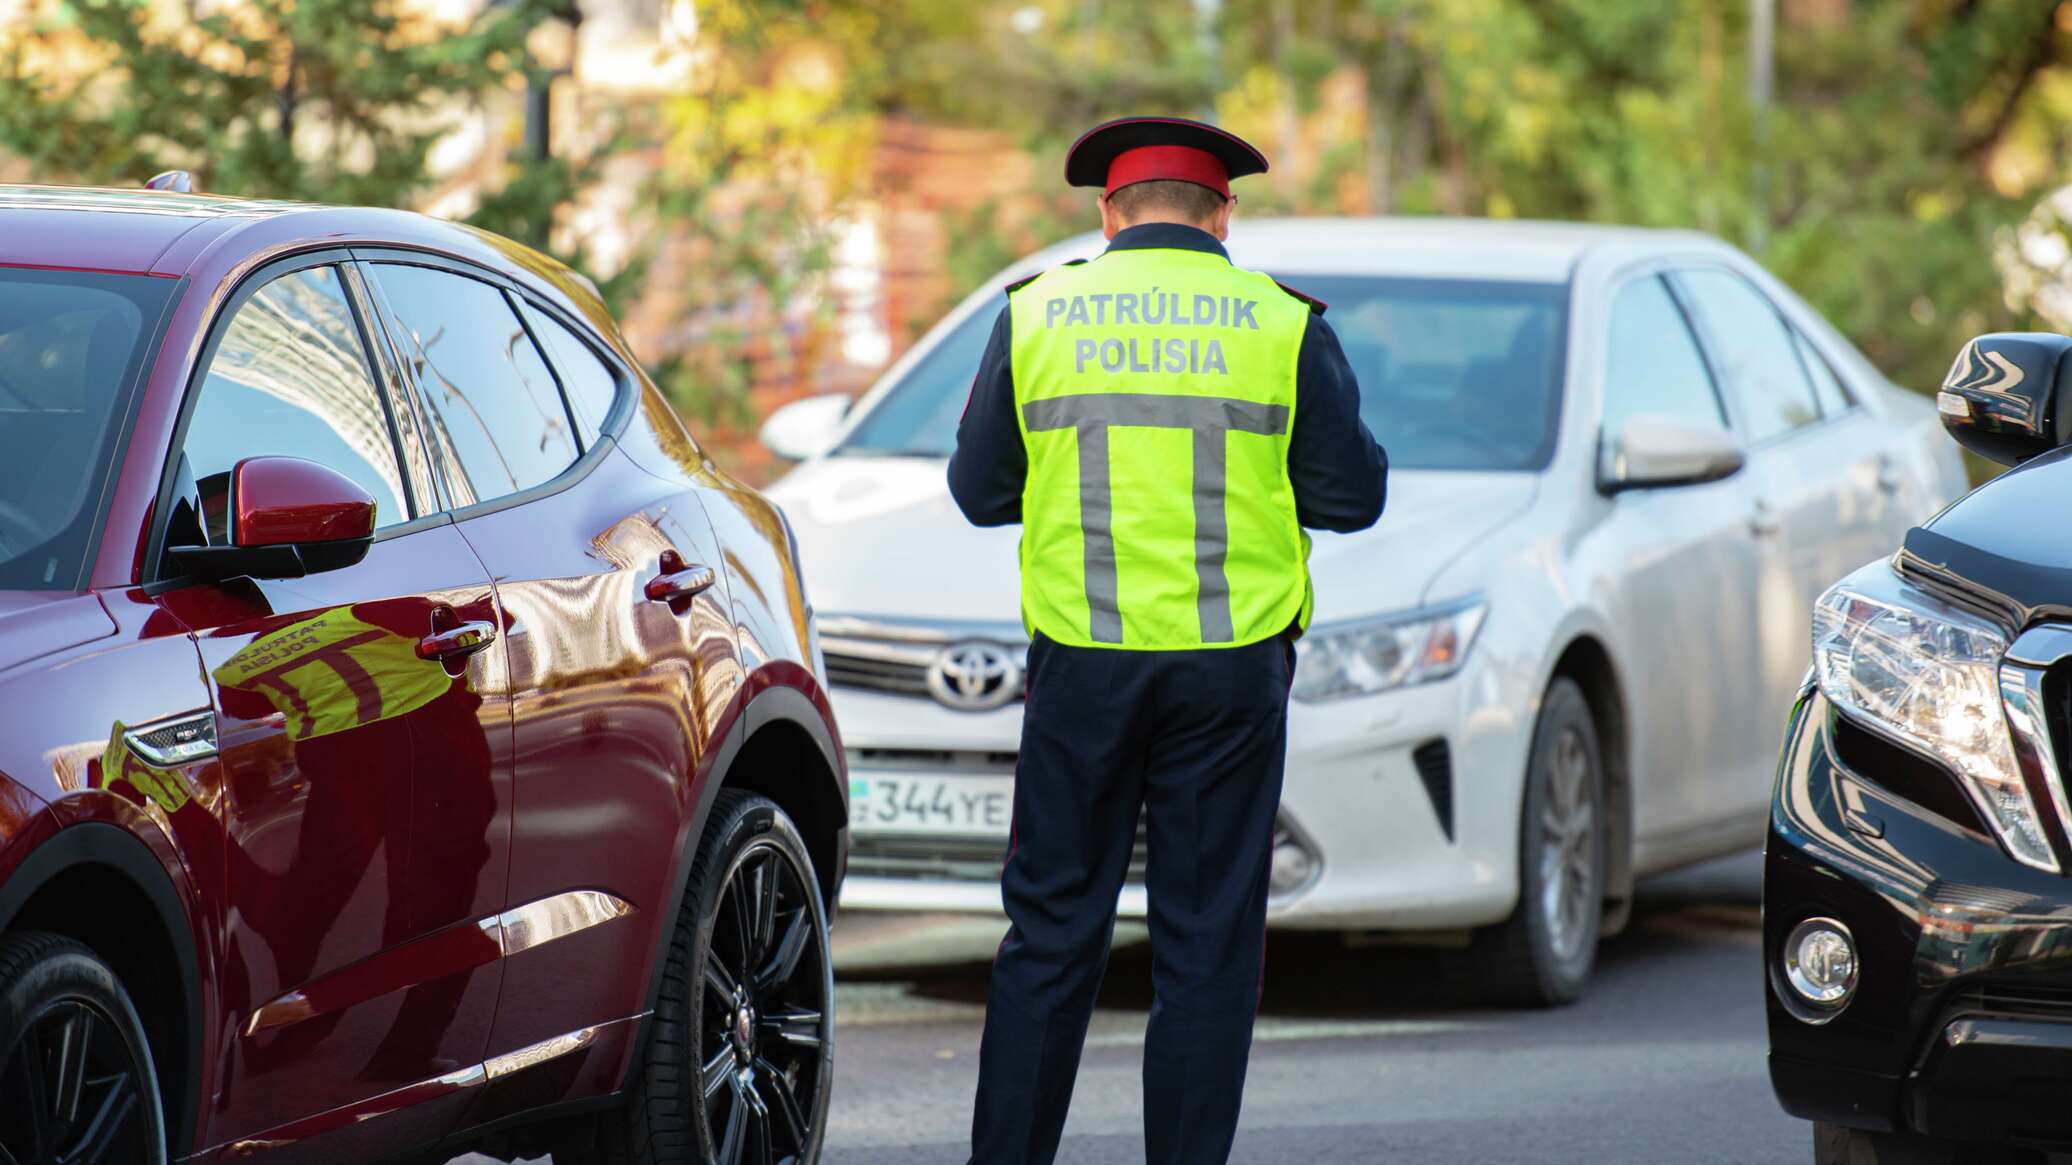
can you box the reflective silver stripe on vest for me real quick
[1022,393,1290,644]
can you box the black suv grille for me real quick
[2039,663,2072,849]
[1946,981,2072,1022]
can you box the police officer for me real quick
[948,116,1387,1165]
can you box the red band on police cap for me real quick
[1105,144,1231,198]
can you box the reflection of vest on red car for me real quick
[212,607,453,741]
[209,598,495,969]
[100,723,192,813]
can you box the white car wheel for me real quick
[1459,677,1604,1007]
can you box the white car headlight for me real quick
[1292,600,1486,703]
[1812,561,2057,871]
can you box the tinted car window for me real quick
[1602,275,1723,438]
[1316,277,1567,470]
[177,265,409,546]
[837,275,1568,471]
[519,300,619,448]
[0,267,175,588]
[369,264,578,507]
[839,310,997,458]
[1675,268,1821,442]
[1792,327,1853,416]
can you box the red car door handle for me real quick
[646,554,717,606]
[416,620,498,662]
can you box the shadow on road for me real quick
[816,852,1793,1165]
[834,850,1764,1023]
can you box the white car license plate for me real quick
[849,774,1014,836]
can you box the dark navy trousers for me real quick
[969,632,1292,1165]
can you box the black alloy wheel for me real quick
[699,824,829,1162]
[0,931,167,1165]
[604,791,833,1165]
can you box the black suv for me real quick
[1767,332,2072,1164]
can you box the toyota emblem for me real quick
[926,641,1022,712]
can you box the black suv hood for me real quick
[1904,443,2072,624]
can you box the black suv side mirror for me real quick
[1939,332,2072,466]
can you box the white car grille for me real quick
[820,614,1027,706]
[824,642,935,697]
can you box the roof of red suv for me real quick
[0,182,620,366]
[0,184,307,276]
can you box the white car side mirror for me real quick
[1598,414,1745,493]
[761,393,852,462]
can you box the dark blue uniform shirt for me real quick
[947,221,1387,533]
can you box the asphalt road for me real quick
[456,849,1817,1164]
[822,850,1799,1164]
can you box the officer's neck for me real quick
[1104,221,1230,259]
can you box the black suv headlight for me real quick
[1812,560,2056,872]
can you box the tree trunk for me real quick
[1363,11,1410,215]
[277,45,299,144]
[1273,0,1301,191]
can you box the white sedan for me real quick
[766,217,1965,1003]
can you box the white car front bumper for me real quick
[836,654,1531,933]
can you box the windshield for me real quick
[836,273,1569,471]
[0,267,176,589]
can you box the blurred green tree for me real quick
[0,0,634,307]
[0,0,556,206]
[641,0,877,430]
[9,0,2067,453]
[1288,0,2066,391]
[846,0,2072,398]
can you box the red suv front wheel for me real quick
[603,791,835,1165]
[0,931,168,1165]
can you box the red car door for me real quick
[148,257,512,1154]
[357,258,740,1109]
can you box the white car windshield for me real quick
[834,275,1569,471]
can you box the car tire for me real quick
[601,790,835,1165]
[1813,1122,2046,1164]
[1462,677,1605,1007]
[0,929,169,1165]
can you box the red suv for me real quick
[0,184,845,1165]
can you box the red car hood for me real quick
[0,592,118,676]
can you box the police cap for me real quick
[1064,116,1268,200]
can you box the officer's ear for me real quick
[1098,193,1124,241]
[1209,195,1235,241]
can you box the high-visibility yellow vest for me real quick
[213,608,451,741]
[1008,245,1312,649]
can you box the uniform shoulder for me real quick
[1271,280,1327,316]
[1005,258,1090,296]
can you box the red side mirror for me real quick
[233,456,377,547]
[171,457,377,581]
